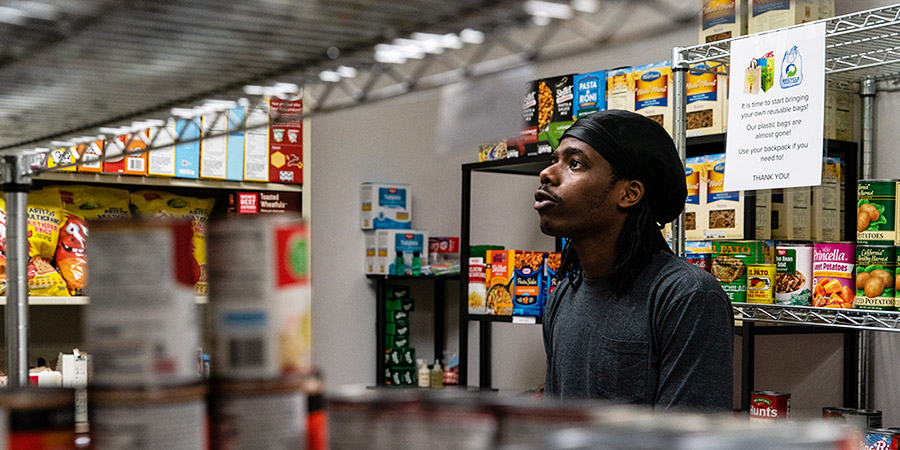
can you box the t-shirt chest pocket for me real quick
[590,334,649,403]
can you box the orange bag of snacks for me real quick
[56,212,88,294]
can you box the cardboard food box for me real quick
[748,0,817,34]
[573,70,607,120]
[700,0,748,44]
[47,146,77,172]
[148,119,177,177]
[825,90,853,142]
[365,231,377,275]
[536,74,575,154]
[606,67,634,111]
[519,81,539,156]
[226,105,246,181]
[771,187,812,240]
[227,191,301,215]
[200,111,229,180]
[75,140,104,173]
[486,250,515,316]
[513,250,543,317]
[269,96,303,184]
[686,63,725,137]
[468,257,487,315]
[104,131,148,176]
[685,156,708,240]
[544,252,561,306]
[360,182,412,230]
[243,104,270,182]
[174,118,201,179]
[633,61,673,136]
[811,158,841,241]
[755,189,772,240]
[376,229,429,276]
[705,153,745,239]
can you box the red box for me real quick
[269,97,303,184]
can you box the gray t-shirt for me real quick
[543,250,733,412]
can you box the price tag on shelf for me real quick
[512,316,537,325]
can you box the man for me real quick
[535,110,733,411]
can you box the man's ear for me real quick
[618,180,644,209]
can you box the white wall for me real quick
[310,0,900,418]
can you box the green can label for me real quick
[855,245,896,311]
[712,241,770,303]
[857,180,896,245]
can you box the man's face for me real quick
[534,137,623,239]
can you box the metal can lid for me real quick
[751,391,790,397]
[210,376,311,398]
[90,383,207,406]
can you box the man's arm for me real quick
[655,289,734,412]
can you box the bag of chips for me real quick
[52,185,131,220]
[29,257,69,297]
[130,191,215,294]
[56,212,88,294]
[27,189,64,260]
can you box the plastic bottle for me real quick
[394,251,405,276]
[417,359,430,388]
[411,251,422,276]
[430,359,444,389]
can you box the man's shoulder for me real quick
[645,251,726,301]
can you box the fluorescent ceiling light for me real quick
[459,28,485,44]
[319,70,342,82]
[337,66,358,78]
[571,0,599,13]
[524,1,573,20]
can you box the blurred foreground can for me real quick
[2,388,75,449]
[208,216,311,380]
[89,385,207,450]
[209,377,310,450]
[750,391,790,422]
[863,429,899,450]
[85,220,200,388]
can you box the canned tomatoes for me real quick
[812,243,856,309]
[857,179,896,244]
[750,391,790,422]
[775,243,813,306]
[746,264,776,304]
[855,245,896,311]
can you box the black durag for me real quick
[560,110,687,225]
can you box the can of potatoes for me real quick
[207,216,311,380]
[855,245,896,311]
[857,179,896,244]
[209,377,311,450]
[89,385,207,450]
[0,388,75,449]
[85,220,201,388]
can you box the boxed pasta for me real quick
[200,111,229,180]
[633,61,673,136]
[243,104,269,182]
[606,67,634,111]
[824,90,853,142]
[686,63,724,137]
[748,0,817,34]
[360,182,412,230]
[375,229,429,276]
[468,257,487,315]
[537,74,575,154]
[513,251,543,317]
[685,156,708,240]
[518,81,539,156]
[705,153,745,239]
[755,189,773,240]
[148,118,177,177]
[811,158,841,241]
[544,252,561,304]
[486,250,515,316]
[700,0,748,43]
[771,188,812,240]
[573,70,607,120]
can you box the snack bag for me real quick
[53,185,131,220]
[56,212,88,294]
[0,195,6,253]
[0,254,6,295]
[130,190,215,294]
[29,257,69,297]
[27,189,64,260]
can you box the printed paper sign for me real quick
[725,22,825,192]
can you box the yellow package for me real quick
[0,195,6,254]
[29,257,69,297]
[131,190,215,294]
[27,189,64,260]
[50,185,131,220]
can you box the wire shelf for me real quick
[732,303,900,332]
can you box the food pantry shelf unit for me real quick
[34,171,303,192]
[0,297,209,306]
[733,302,900,332]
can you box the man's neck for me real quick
[573,230,620,279]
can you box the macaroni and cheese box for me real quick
[686,63,724,137]
[513,251,543,317]
[748,0,817,34]
[573,70,607,120]
[606,67,634,111]
[486,250,515,316]
[633,61,673,136]
[47,147,77,172]
[243,104,269,182]
[700,0,748,44]
[104,131,148,175]
[811,158,840,241]
[685,156,708,240]
[269,96,303,184]
[75,140,104,173]
[755,189,772,240]
[360,182,412,230]
[771,187,811,240]
[468,257,487,315]
[537,74,575,154]
[148,119,177,177]
[705,153,745,239]
[375,229,429,276]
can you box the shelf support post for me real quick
[860,78,876,180]
[671,48,688,257]
[2,154,32,387]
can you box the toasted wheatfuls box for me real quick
[748,0,817,34]
[700,0,748,44]
[633,61,673,136]
[705,153,745,239]
[606,67,634,111]
[685,156,708,240]
[686,63,725,137]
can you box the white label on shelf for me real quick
[725,22,826,192]
[512,316,536,325]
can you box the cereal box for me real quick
[200,111,228,180]
[771,187,811,240]
[148,118,176,177]
[748,0,817,34]
[174,118,201,179]
[468,257,487,315]
[686,63,724,137]
[513,251,543,317]
[755,189,772,240]
[225,105,246,181]
[633,61,673,136]
[537,74,575,154]
[705,153,745,239]
[269,96,303,184]
[606,67,634,111]
[700,0,748,44]
[243,104,269,182]
[811,158,841,241]
[486,250,515,316]
[75,140,104,173]
[573,70,607,120]
[685,156,708,240]
[360,182,412,230]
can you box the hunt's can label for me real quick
[746,264,776,304]
[775,244,813,306]
[863,429,899,450]
[857,179,896,245]
[813,243,856,309]
[750,391,790,422]
[855,245,896,311]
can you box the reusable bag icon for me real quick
[780,45,803,89]
[744,59,761,94]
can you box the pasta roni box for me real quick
[544,252,561,308]
[633,61,673,136]
[486,250,515,316]
[536,74,575,154]
[360,182,412,230]
[686,63,724,137]
[705,153,745,239]
[513,251,543,316]
[375,229,429,276]
[573,70,607,120]
[606,67,634,111]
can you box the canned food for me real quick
[845,408,883,429]
[822,406,846,420]
[813,243,856,309]
[711,241,771,303]
[685,253,710,272]
[0,388,75,450]
[857,179,896,245]
[210,377,311,450]
[855,245,896,311]
[208,216,311,380]
[863,429,899,450]
[90,385,207,450]
[85,220,201,388]
[775,243,813,306]
[747,264,776,304]
[750,391,790,422]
